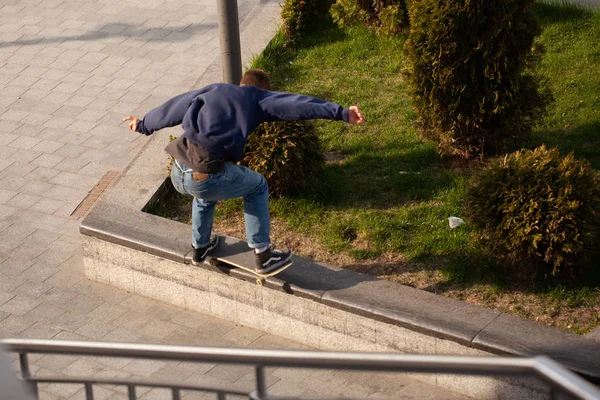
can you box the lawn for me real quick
[150,1,600,334]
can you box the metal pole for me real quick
[216,0,242,84]
[128,384,136,400]
[19,352,38,397]
[85,382,94,400]
[255,366,267,399]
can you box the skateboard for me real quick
[203,236,293,286]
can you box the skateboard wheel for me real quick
[256,278,264,286]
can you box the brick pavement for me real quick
[0,0,468,398]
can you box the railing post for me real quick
[216,0,242,84]
[85,382,94,400]
[19,352,38,397]
[255,366,267,399]
[128,384,136,400]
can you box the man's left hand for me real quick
[348,105,365,124]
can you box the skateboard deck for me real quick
[204,236,293,285]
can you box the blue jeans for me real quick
[170,161,270,249]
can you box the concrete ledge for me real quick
[81,234,550,399]
[79,1,600,399]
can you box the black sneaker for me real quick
[192,235,219,265]
[255,244,292,274]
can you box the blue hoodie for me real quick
[136,83,350,162]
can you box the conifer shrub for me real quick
[374,0,410,35]
[281,0,334,45]
[330,0,409,35]
[240,121,324,197]
[330,0,374,28]
[465,146,600,277]
[405,0,552,159]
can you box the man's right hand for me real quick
[123,116,140,132]
[348,105,365,124]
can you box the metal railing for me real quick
[2,338,600,400]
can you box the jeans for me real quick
[170,161,270,249]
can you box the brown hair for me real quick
[240,69,271,90]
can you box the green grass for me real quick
[150,2,600,333]
[531,2,600,166]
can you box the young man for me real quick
[124,69,365,273]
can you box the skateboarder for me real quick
[123,69,365,273]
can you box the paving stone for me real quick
[4,192,41,209]
[0,146,18,160]
[0,159,13,174]
[10,209,66,232]
[48,171,84,187]
[13,123,43,138]
[0,203,18,219]
[397,381,468,400]
[70,385,118,400]
[54,155,89,172]
[19,321,62,339]
[50,310,93,332]
[121,359,168,378]
[43,184,88,202]
[29,78,61,92]
[97,326,143,344]
[20,87,52,101]
[22,299,69,322]
[31,153,66,168]
[0,310,9,323]
[0,291,16,308]
[53,143,87,158]
[31,139,65,153]
[8,148,44,164]
[0,188,18,204]
[29,195,64,215]
[40,381,83,398]
[0,314,36,336]
[63,72,91,84]
[0,132,19,145]
[44,115,77,129]
[0,294,42,316]
[42,90,73,106]
[9,135,41,149]
[20,263,60,283]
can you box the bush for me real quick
[465,146,600,277]
[330,0,409,35]
[330,0,374,28]
[405,0,553,160]
[281,0,334,45]
[240,121,324,197]
[376,1,409,36]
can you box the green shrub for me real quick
[240,121,324,197]
[376,1,408,36]
[405,0,553,160]
[465,146,600,277]
[330,0,409,35]
[374,0,410,35]
[281,0,334,45]
[330,0,373,28]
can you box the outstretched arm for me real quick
[259,92,365,124]
[123,89,207,135]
